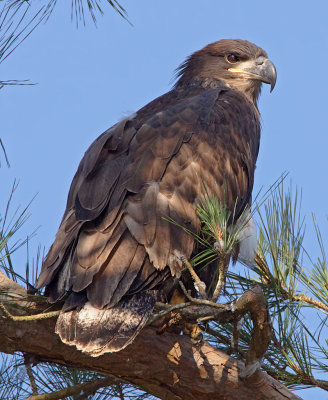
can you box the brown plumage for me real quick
[37,39,276,356]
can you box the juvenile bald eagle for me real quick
[37,39,276,356]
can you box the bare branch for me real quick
[211,253,230,302]
[24,355,38,396]
[178,281,227,310]
[0,302,60,321]
[24,375,116,400]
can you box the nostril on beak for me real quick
[256,56,266,65]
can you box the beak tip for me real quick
[270,79,276,92]
[267,60,277,93]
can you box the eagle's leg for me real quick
[180,256,207,299]
[170,287,202,340]
[155,287,185,334]
[156,318,202,341]
[182,322,203,341]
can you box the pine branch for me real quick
[116,382,125,400]
[255,253,328,312]
[292,293,328,312]
[211,253,230,302]
[24,375,116,400]
[0,302,60,321]
[0,138,10,167]
[0,1,47,67]
[177,281,228,311]
[24,355,38,396]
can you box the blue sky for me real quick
[1,1,328,398]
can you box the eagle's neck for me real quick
[225,79,262,108]
[174,76,224,90]
[175,76,260,110]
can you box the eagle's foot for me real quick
[155,312,183,335]
[183,322,203,343]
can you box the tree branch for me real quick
[255,254,328,312]
[0,274,301,400]
[0,302,60,321]
[24,375,116,400]
[168,283,272,377]
[24,359,38,396]
[211,253,230,302]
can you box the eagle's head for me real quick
[175,39,276,104]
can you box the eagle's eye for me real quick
[226,54,240,64]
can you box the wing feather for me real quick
[71,220,126,293]
[86,230,138,308]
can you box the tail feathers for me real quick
[55,292,155,356]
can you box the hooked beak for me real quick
[228,56,277,92]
